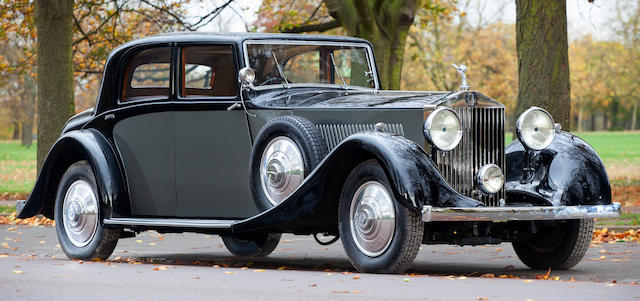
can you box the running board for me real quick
[104,218,238,229]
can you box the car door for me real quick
[111,46,177,217]
[173,44,258,218]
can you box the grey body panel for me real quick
[174,110,258,218]
[113,112,176,217]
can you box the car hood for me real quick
[250,89,502,109]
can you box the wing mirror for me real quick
[238,67,255,89]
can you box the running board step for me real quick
[104,218,238,229]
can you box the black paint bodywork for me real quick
[505,131,612,207]
[18,33,613,239]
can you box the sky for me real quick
[195,0,623,41]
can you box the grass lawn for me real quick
[0,140,36,197]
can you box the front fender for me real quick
[233,131,480,234]
[505,131,612,206]
[17,129,129,219]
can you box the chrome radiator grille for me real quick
[317,123,405,150]
[435,107,505,206]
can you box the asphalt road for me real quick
[1,225,638,300]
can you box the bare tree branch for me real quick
[281,19,340,33]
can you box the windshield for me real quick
[245,42,377,89]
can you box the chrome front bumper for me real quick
[422,202,621,222]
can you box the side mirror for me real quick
[238,67,255,87]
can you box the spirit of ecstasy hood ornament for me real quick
[452,64,470,91]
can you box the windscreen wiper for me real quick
[271,51,290,89]
[329,53,348,90]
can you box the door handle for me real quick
[226,103,241,111]
[104,114,115,120]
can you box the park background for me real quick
[0,0,638,226]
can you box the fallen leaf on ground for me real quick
[12,270,23,274]
[480,273,495,278]
[153,266,169,271]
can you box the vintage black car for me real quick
[18,32,620,274]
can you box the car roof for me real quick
[118,32,371,48]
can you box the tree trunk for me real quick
[515,0,571,130]
[21,76,37,147]
[631,99,638,131]
[324,0,417,90]
[35,0,75,172]
[11,122,20,140]
[577,102,583,132]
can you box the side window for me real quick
[332,48,370,87]
[181,45,237,98]
[122,47,171,102]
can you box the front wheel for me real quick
[338,159,424,274]
[512,219,594,270]
[55,161,119,260]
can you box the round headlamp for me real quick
[424,108,463,151]
[516,107,555,150]
[476,164,504,194]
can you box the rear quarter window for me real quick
[122,47,171,102]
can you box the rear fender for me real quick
[505,131,612,206]
[17,129,129,219]
[233,131,480,234]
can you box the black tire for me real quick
[55,161,119,260]
[512,219,594,270]
[338,159,424,274]
[250,115,328,211]
[221,233,281,257]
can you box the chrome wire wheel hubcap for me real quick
[260,136,305,206]
[349,181,396,257]
[62,180,98,247]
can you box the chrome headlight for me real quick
[516,107,555,150]
[476,164,504,194]
[424,108,463,151]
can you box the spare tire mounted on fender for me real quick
[250,116,328,210]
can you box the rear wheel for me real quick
[512,219,594,270]
[338,159,423,274]
[55,161,119,260]
[221,233,281,257]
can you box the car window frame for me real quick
[242,39,380,91]
[117,44,175,106]
[175,42,240,103]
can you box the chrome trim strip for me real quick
[104,218,237,229]
[422,202,621,222]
